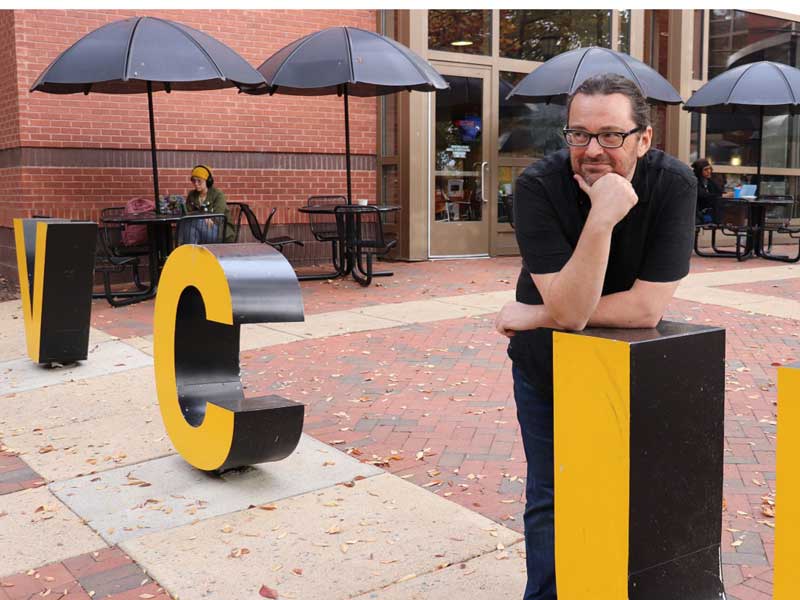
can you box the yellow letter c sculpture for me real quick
[154,243,305,471]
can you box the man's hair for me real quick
[566,73,651,131]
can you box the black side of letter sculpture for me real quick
[553,321,726,600]
[153,243,305,471]
[14,218,97,364]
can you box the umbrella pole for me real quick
[756,105,764,190]
[147,81,161,213]
[344,85,352,205]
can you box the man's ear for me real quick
[637,126,653,158]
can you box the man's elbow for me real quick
[551,310,590,332]
[638,304,664,328]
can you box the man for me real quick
[494,73,696,600]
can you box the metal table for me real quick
[99,211,223,306]
[298,204,400,283]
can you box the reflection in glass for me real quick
[498,166,528,225]
[708,10,799,78]
[499,71,566,159]
[434,75,484,223]
[381,94,398,157]
[381,164,399,207]
[499,10,612,61]
[706,109,760,167]
[618,10,631,55]
[693,10,704,79]
[689,111,701,164]
[429,10,491,56]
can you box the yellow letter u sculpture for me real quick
[153,243,305,471]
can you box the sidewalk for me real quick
[1,251,798,599]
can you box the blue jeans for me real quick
[178,218,219,245]
[513,365,556,600]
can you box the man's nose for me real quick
[584,136,605,157]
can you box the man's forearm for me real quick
[502,288,663,334]
[544,220,613,330]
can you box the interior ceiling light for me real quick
[730,156,742,166]
[451,40,473,47]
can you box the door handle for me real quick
[481,162,488,203]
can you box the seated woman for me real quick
[180,165,235,243]
[691,158,730,224]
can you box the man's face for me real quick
[567,92,653,186]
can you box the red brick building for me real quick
[0,9,379,279]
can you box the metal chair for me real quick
[334,204,397,286]
[99,206,150,288]
[175,214,226,246]
[93,226,144,305]
[226,202,245,242]
[760,195,800,262]
[237,203,304,253]
[694,198,750,260]
[307,195,346,270]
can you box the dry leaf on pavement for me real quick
[259,584,279,599]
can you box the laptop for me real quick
[739,184,757,199]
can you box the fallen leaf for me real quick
[259,584,279,599]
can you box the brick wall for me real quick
[0,9,383,280]
[0,11,20,151]
[14,9,377,154]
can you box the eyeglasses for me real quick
[562,127,642,149]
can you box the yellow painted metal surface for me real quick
[153,245,235,471]
[553,331,630,600]
[775,364,800,600]
[14,219,47,362]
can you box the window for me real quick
[693,10,704,79]
[499,10,612,62]
[708,10,799,78]
[428,10,491,55]
[498,71,566,159]
[689,111,701,164]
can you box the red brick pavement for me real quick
[0,447,45,496]
[0,547,170,600]
[12,251,800,598]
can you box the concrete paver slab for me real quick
[121,472,522,600]
[0,368,172,481]
[675,286,800,320]
[240,323,304,350]
[435,290,514,312]
[10,411,173,482]
[350,540,527,599]
[0,299,116,362]
[0,340,152,395]
[0,487,107,577]
[51,434,382,545]
[680,264,800,289]
[357,300,487,324]
[267,311,402,339]
[121,335,153,356]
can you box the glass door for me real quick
[429,65,491,257]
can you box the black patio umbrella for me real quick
[684,60,800,186]
[506,46,683,105]
[30,16,265,209]
[246,26,448,203]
